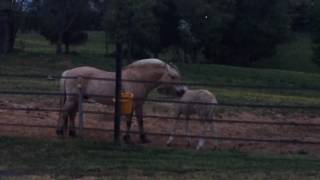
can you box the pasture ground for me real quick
[1,136,320,180]
[1,32,320,179]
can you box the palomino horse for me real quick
[56,58,185,143]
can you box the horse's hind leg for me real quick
[68,106,78,137]
[56,100,77,137]
[56,110,68,137]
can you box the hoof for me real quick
[56,129,64,137]
[69,130,77,138]
[140,134,151,144]
[166,136,174,146]
[123,135,133,144]
[196,139,205,150]
[187,141,192,147]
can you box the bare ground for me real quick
[1,96,320,155]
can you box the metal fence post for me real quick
[114,42,123,145]
[77,77,84,139]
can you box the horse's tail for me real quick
[59,70,68,110]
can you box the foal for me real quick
[166,88,218,150]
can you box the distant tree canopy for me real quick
[104,0,292,66]
[104,0,158,62]
[9,0,315,66]
[38,0,91,54]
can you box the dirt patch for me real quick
[1,98,320,155]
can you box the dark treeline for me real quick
[0,0,318,67]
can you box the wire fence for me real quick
[1,74,320,148]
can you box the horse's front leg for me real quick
[135,104,151,144]
[123,113,134,144]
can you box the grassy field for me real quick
[2,32,320,106]
[253,33,319,73]
[1,32,320,179]
[0,136,320,179]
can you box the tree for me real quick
[105,0,158,62]
[153,0,180,51]
[177,19,199,63]
[0,0,14,55]
[311,0,320,64]
[289,0,312,32]
[218,0,291,66]
[39,0,90,54]
[174,0,236,63]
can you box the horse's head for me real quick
[125,59,187,96]
[158,63,187,97]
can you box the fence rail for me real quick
[1,90,320,110]
[1,73,320,91]
[1,106,320,127]
[1,74,320,148]
[1,122,320,146]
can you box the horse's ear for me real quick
[168,62,178,70]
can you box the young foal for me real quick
[166,88,218,150]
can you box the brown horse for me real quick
[56,58,185,143]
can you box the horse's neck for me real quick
[122,67,163,89]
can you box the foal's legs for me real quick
[185,115,192,146]
[196,120,213,150]
[166,113,181,146]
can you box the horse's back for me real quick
[181,89,217,104]
[178,89,217,117]
[62,66,113,78]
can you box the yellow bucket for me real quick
[113,91,134,115]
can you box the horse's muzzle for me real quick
[176,87,187,97]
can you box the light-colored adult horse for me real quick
[56,58,185,143]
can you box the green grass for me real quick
[253,33,319,73]
[1,32,320,179]
[2,32,320,106]
[0,136,320,179]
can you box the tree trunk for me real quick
[0,13,10,55]
[9,14,17,52]
[0,11,14,54]
[65,42,70,54]
[56,32,63,54]
[105,30,109,56]
[0,0,13,55]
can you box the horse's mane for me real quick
[124,59,180,77]
[124,59,166,69]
